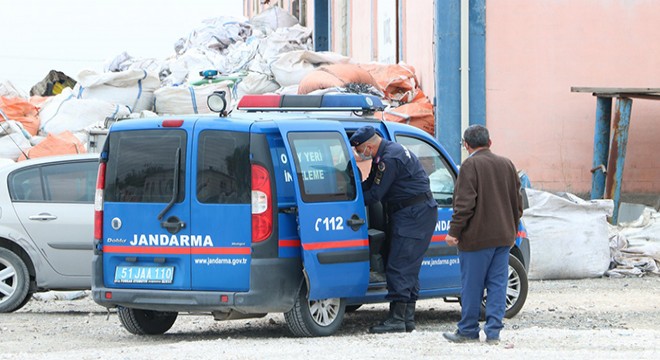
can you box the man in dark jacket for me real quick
[443,125,523,344]
[350,126,437,334]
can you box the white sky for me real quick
[0,0,244,93]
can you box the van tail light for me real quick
[94,162,106,241]
[251,164,272,243]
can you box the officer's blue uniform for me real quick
[351,126,437,303]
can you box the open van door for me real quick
[276,120,369,300]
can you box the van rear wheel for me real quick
[284,286,345,337]
[117,306,178,335]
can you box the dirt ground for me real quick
[1,276,658,359]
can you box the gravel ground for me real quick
[1,277,658,359]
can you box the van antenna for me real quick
[0,109,30,160]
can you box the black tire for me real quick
[480,254,529,319]
[284,285,346,337]
[117,306,178,335]
[345,304,362,313]
[0,248,31,313]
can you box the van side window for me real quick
[395,135,456,206]
[197,130,250,204]
[105,130,187,203]
[287,131,356,202]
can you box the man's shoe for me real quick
[486,337,500,345]
[442,331,479,343]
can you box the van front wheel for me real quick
[284,286,345,337]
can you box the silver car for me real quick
[0,153,98,312]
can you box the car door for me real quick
[276,119,369,300]
[386,127,462,290]
[10,159,97,277]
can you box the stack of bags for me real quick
[0,6,434,163]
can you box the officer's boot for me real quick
[369,302,406,333]
[405,301,416,332]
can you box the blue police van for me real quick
[91,93,529,337]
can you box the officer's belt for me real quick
[388,191,433,213]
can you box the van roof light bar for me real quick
[237,94,385,113]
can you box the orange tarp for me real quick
[376,102,435,136]
[0,96,40,136]
[359,63,420,103]
[298,64,382,94]
[18,131,86,161]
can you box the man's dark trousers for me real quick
[385,202,436,302]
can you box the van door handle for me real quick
[161,216,185,235]
[347,214,366,231]
[29,213,58,221]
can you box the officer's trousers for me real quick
[457,245,509,339]
[385,202,436,302]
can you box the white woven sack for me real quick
[74,69,160,112]
[271,50,350,87]
[522,189,613,280]
[154,81,233,115]
[39,88,130,135]
[0,120,32,160]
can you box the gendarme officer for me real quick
[350,125,437,333]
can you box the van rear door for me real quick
[102,124,192,290]
[276,120,369,300]
[188,120,252,291]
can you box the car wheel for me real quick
[117,306,178,335]
[503,255,528,318]
[284,285,345,337]
[0,248,31,313]
[481,254,529,319]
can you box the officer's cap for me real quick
[350,126,375,147]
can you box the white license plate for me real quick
[114,266,174,284]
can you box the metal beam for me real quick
[435,0,462,163]
[605,97,633,224]
[314,0,329,51]
[590,96,612,199]
[435,0,486,164]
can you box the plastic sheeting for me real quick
[607,207,660,277]
[522,189,613,280]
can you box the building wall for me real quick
[244,1,660,195]
[487,0,660,193]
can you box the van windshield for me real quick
[104,130,187,203]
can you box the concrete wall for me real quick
[487,0,660,193]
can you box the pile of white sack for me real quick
[1,6,433,163]
[0,8,345,160]
[522,188,659,279]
